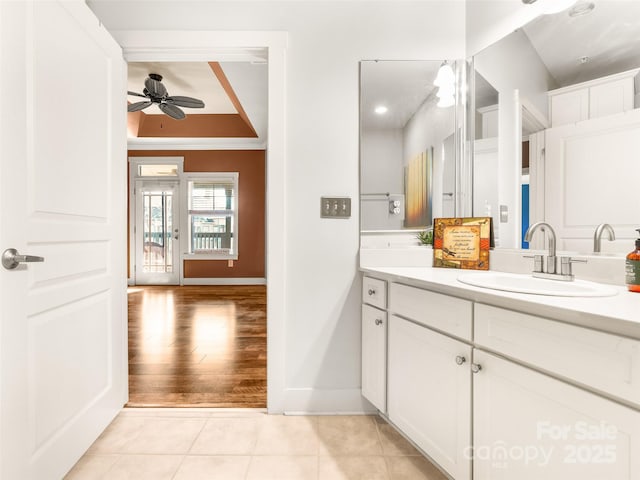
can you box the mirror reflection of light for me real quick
[437,95,455,108]
[192,303,236,357]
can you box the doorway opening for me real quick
[125,55,269,408]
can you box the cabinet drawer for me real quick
[362,276,387,309]
[475,303,640,407]
[390,283,472,341]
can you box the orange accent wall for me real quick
[136,114,257,138]
[128,150,265,279]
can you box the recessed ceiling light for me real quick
[375,105,388,115]
[579,56,590,64]
[569,1,595,17]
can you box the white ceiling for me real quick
[360,60,442,130]
[523,0,640,87]
[127,59,268,141]
[128,62,237,115]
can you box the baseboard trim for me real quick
[182,277,266,285]
[283,388,377,415]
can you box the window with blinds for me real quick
[187,174,238,257]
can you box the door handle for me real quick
[2,248,45,270]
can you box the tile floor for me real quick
[64,409,448,480]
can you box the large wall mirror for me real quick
[472,0,640,254]
[360,60,462,246]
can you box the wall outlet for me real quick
[321,197,351,218]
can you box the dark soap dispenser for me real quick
[625,228,640,293]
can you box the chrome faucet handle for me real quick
[523,254,544,273]
[546,255,557,275]
[560,257,587,276]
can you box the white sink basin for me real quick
[457,272,618,297]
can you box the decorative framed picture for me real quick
[433,217,492,270]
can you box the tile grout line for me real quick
[168,415,211,480]
[373,414,394,479]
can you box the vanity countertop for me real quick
[361,266,640,339]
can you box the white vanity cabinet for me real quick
[361,268,640,480]
[387,283,473,480]
[473,349,640,479]
[388,314,472,480]
[361,276,387,412]
[473,303,640,479]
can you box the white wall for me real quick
[470,6,555,249]
[403,96,456,221]
[474,29,556,121]
[360,128,404,230]
[89,0,465,412]
[361,128,403,195]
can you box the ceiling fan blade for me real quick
[127,101,153,112]
[127,91,148,98]
[144,76,167,98]
[165,96,205,109]
[159,103,186,120]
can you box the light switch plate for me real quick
[500,204,509,223]
[321,197,351,218]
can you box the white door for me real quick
[0,2,127,479]
[134,181,180,285]
[544,108,640,253]
[473,350,640,480]
[388,315,472,480]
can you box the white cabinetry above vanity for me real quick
[361,268,640,480]
[548,69,638,127]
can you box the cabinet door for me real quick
[544,108,640,251]
[474,350,640,480]
[362,304,387,412]
[388,315,472,480]
[589,77,634,119]
[550,88,589,126]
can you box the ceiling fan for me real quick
[127,73,205,120]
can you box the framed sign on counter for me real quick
[433,217,492,270]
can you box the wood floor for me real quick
[127,285,266,408]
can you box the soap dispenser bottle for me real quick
[626,228,640,293]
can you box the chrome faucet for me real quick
[523,221,586,281]
[524,221,557,274]
[593,223,615,253]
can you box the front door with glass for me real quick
[135,181,180,284]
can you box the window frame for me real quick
[183,172,239,261]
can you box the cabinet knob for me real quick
[375,318,383,326]
[455,355,466,365]
[368,288,376,296]
[471,363,482,374]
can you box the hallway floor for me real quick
[127,285,266,408]
[64,409,447,480]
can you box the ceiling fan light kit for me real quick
[127,73,205,120]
